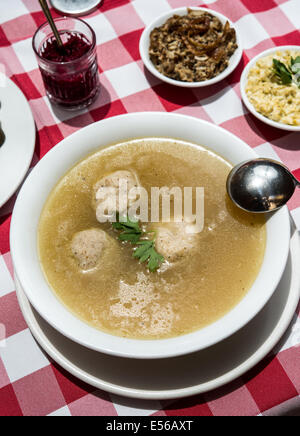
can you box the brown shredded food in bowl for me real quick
[149,9,238,83]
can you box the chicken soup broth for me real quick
[38,138,266,339]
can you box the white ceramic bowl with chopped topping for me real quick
[241,46,300,132]
[139,7,243,88]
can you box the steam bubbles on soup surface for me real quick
[38,138,266,340]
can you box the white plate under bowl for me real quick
[14,220,300,400]
[0,73,36,208]
[139,7,243,88]
[241,45,300,132]
[10,112,291,360]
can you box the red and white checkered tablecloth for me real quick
[0,0,300,417]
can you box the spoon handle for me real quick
[38,0,64,49]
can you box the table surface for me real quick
[0,0,300,417]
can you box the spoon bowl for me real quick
[0,123,5,148]
[227,158,299,213]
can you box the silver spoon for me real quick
[38,0,64,51]
[0,125,5,148]
[226,158,300,213]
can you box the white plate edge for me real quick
[14,222,300,401]
[0,73,36,208]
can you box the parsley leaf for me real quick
[272,57,300,88]
[112,214,165,272]
[118,232,142,244]
[272,59,292,85]
[112,214,142,244]
[133,240,165,272]
[290,56,300,88]
[290,56,300,73]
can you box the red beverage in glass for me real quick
[33,17,100,110]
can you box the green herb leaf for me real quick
[112,214,142,244]
[112,214,165,272]
[134,241,153,260]
[133,240,164,272]
[290,57,300,88]
[272,59,292,85]
[291,56,300,72]
[118,232,142,244]
[112,214,141,232]
[147,250,165,273]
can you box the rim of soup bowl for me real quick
[10,112,291,359]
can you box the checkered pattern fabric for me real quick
[0,0,300,416]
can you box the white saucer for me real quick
[15,220,300,400]
[0,73,36,208]
[50,0,103,16]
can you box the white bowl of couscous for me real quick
[241,46,300,132]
